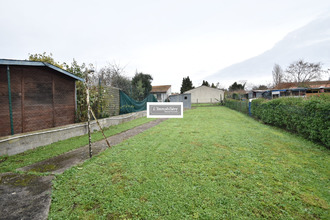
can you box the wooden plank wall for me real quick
[0,66,75,136]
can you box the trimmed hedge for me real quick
[225,99,249,114]
[251,95,330,148]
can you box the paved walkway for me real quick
[0,118,166,220]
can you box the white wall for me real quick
[184,86,224,103]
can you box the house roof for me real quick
[274,81,330,90]
[184,85,223,93]
[150,85,171,93]
[0,59,84,81]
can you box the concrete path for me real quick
[0,118,166,220]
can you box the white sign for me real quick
[147,102,183,118]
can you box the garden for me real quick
[48,106,329,219]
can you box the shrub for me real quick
[225,99,249,114]
[251,96,330,148]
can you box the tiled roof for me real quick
[274,81,330,89]
[151,85,171,93]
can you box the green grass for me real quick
[0,117,155,173]
[50,107,330,219]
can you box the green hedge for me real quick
[225,99,249,114]
[251,95,330,148]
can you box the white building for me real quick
[150,85,171,102]
[184,86,224,103]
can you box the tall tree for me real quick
[285,59,322,85]
[131,72,153,101]
[272,63,284,88]
[180,76,194,94]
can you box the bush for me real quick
[251,96,330,148]
[225,99,249,114]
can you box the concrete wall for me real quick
[184,86,224,103]
[0,111,146,156]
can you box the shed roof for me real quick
[0,59,84,81]
[151,85,171,93]
[184,85,224,93]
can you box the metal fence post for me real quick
[7,66,14,135]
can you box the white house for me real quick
[150,85,171,102]
[184,86,224,103]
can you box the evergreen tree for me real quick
[228,82,245,91]
[180,76,194,94]
[202,80,210,87]
[131,72,153,101]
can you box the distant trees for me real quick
[131,72,153,101]
[180,76,194,94]
[285,59,323,85]
[271,60,325,88]
[98,62,131,95]
[252,85,268,90]
[201,80,210,87]
[228,82,245,92]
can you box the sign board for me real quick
[147,102,183,118]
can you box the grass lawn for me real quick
[0,117,155,173]
[50,107,329,219]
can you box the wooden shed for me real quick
[0,59,84,137]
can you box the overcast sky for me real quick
[1,0,330,92]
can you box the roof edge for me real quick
[0,59,84,82]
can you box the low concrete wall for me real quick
[0,111,146,156]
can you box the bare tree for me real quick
[98,62,131,94]
[285,59,322,85]
[272,63,283,87]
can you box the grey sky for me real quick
[1,0,330,91]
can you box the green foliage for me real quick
[251,96,330,148]
[49,107,329,219]
[202,80,210,87]
[180,76,194,94]
[132,72,153,101]
[28,52,64,68]
[228,82,245,91]
[225,99,249,114]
